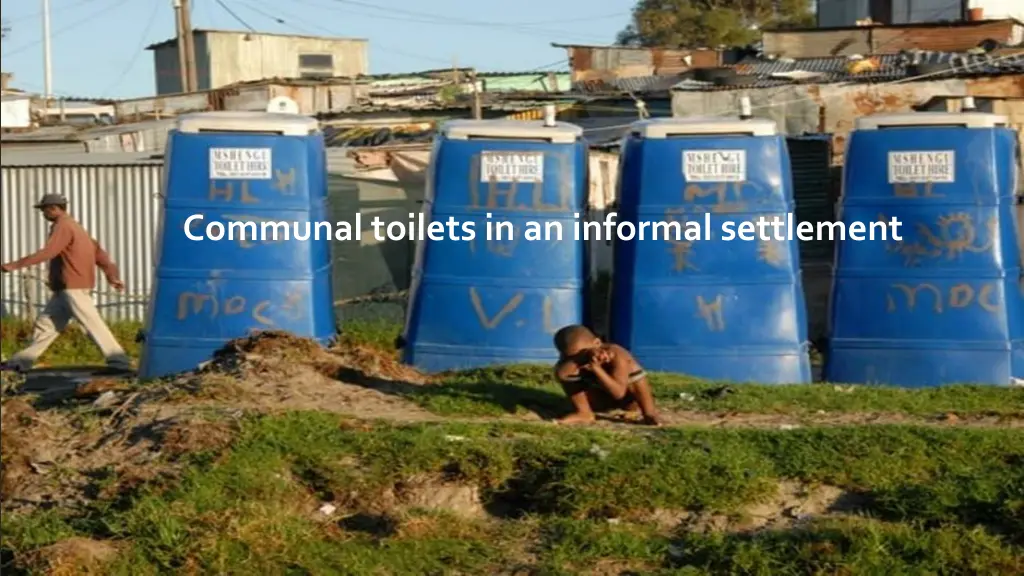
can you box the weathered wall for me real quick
[764,20,1022,58]
[207,33,368,89]
[221,82,369,115]
[563,45,721,82]
[153,34,213,95]
[152,32,368,95]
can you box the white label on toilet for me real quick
[683,150,746,182]
[209,147,272,179]
[479,151,544,183]
[887,150,955,184]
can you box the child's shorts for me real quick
[561,369,647,387]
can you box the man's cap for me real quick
[34,194,68,208]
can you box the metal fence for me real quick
[1,154,163,321]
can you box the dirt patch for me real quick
[1,398,63,504]
[674,481,864,534]
[0,392,232,514]
[397,479,485,518]
[19,537,118,575]
[0,333,441,519]
[160,418,236,459]
[75,378,131,398]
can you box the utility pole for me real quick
[42,0,52,103]
[173,0,189,93]
[469,70,482,120]
[451,55,460,85]
[181,0,198,92]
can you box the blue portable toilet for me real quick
[826,111,1023,387]
[139,111,337,379]
[611,117,811,383]
[400,119,589,372]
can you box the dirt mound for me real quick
[330,343,429,386]
[162,331,435,421]
[203,330,428,385]
[206,330,337,376]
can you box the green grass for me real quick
[4,318,1023,420]
[4,315,1023,573]
[421,365,1024,418]
[0,319,143,366]
[338,317,402,353]
[2,414,1022,574]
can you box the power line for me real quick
[233,1,286,26]
[526,58,570,72]
[237,0,607,67]
[213,0,257,31]
[100,0,163,96]
[326,0,618,32]
[3,0,103,25]
[2,0,132,57]
[294,0,614,45]
[235,0,453,66]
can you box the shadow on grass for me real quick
[10,366,136,408]
[862,476,1024,543]
[664,521,1024,574]
[332,364,569,420]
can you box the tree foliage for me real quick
[617,0,815,48]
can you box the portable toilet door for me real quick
[399,118,590,372]
[610,117,811,384]
[139,111,337,379]
[825,111,1022,387]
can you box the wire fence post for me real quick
[20,274,36,325]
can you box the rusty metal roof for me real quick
[572,74,687,94]
[673,51,1024,92]
[146,29,368,50]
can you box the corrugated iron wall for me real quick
[0,163,163,322]
[787,135,836,264]
[785,135,837,344]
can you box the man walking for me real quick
[1,194,132,372]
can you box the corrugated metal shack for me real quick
[146,29,370,95]
[0,119,178,154]
[552,43,725,89]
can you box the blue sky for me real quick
[0,0,635,99]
